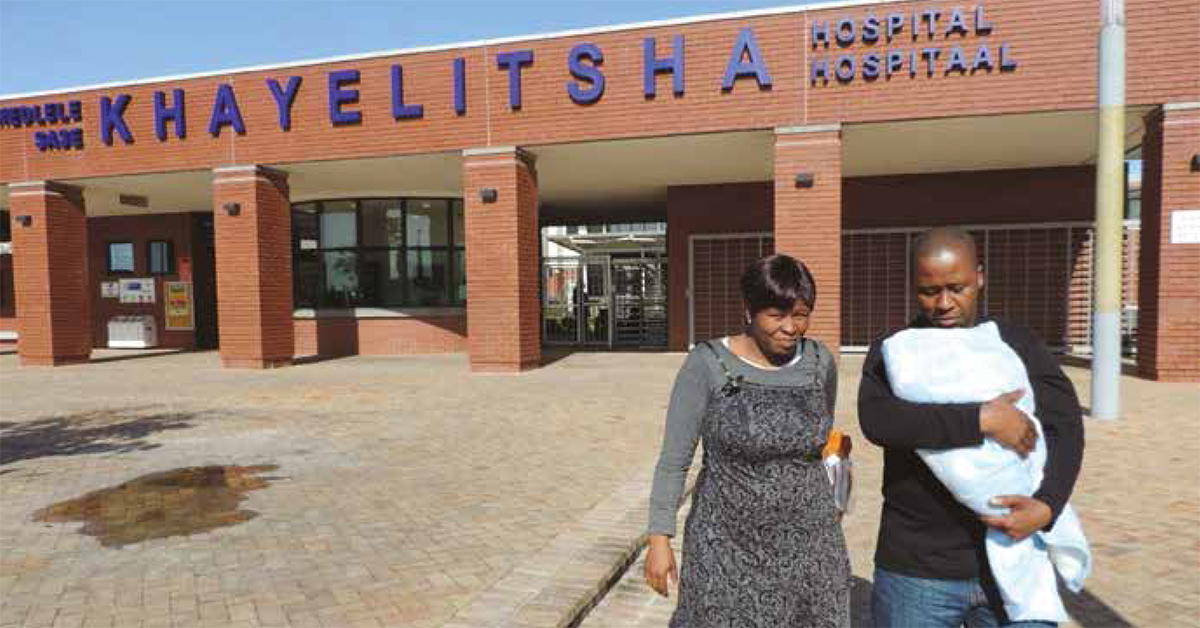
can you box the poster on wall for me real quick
[101,281,120,298]
[1170,209,1200,244]
[164,282,194,331]
[118,278,156,304]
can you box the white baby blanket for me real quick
[882,321,1090,622]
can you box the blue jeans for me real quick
[872,567,1057,628]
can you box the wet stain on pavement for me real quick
[32,465,279,547]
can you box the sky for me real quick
[0,0,813,96]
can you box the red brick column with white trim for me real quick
[8,181,91,366]
[461,147,541,372]
[773,125,843,357]
[211,165,294,369]
[1137,105,1200,382]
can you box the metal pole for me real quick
[1091,0,1125,420]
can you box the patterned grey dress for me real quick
[671,340,851,628]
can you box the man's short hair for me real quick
[911,226,981,269]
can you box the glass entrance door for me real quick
[542,254,667,348]
[579,257,610,345]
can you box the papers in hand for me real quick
[822,429,853,514]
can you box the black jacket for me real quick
[858,316,1085,579]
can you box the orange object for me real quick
[822,429,852,459]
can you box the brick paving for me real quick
[0,349,680,628]
[1,349,1197,628]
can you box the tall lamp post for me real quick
[1091,0,1126,420]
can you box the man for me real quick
[859,226,1085,627]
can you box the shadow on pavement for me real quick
[1061,582,1136,627]
[292,354,359,366]
[0,409,200,466]
[87,349,188,365]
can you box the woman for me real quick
[644,254,849,627]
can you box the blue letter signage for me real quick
[208,84,246,136]
[100,94,133,145]
[567,43,605,105]
[722,28,772,91]
[328,69,362,126]
[643,35,685,98]
[497,50,534,110]
[154,89,186,141]
[809,4,1016,86]
[267,76,302,131]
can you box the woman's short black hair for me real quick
[740,254,817,314]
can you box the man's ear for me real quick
[977,266,986,290]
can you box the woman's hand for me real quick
[643,535,678,597]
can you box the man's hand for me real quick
[980,495,1053,541]
[644,535,678,597]
[980,390,1037,457]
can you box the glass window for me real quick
[108,242,135,273]
[320,200,357,248]
[361,199,404,247]
[454,249,466,303]
[147,240,174,275]
[407,250,450,306]
[0,210,10,243]
[322,251,360,306]
[406,199,450,246]
[452,201,465,247]
[291,197,464,308]
[293,203,319,249]
[294,251,322,308]
[360,250,406,306]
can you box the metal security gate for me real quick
[612,257,668,347]
[690,223,1139,354]
[841,222,1141,353]
[688,233,774,346]
[543,254,667,348]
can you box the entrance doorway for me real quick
[542,253,667,348]
[190,213,219,350]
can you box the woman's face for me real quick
[747,301,811,357]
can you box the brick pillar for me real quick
[1136,105,1200,382]
[211,165,294,369]
[462,147,541,372]
[7,181,91,366]
[774,125,843,357]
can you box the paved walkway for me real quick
[1,348,1197,628]
[0,349,682,628]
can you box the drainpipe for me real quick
[1091,0,1125,420]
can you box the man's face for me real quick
[914,247,984,328]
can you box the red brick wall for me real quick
[3,0,1195,183]
[212,166,294,368]
[775,129,843,355]
[804,0,1198,123]
[87,213,197,350]
[668,166,1102,350]
[8,182,91,365]
[666,182,774,350]
[843,166,1096,228]
[293,314,467,356]
[462,149,541,371]
[1137,107,1200,382]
